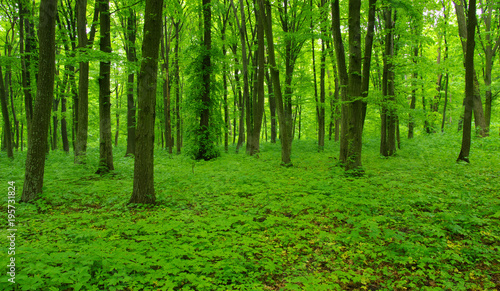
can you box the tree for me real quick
[453,0,487,137]
[261,0,292,166]
[0,55,14,159]
[477,0,500,132]
[124,8,137,156]
[21,0,57,202]
[130,0,164,204]
[332,0,375,174]
[75,0,99,163]
[96,0,114,174]
[380,7,397,157]
[457,0,477,162]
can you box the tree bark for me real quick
[0,56,13,159]
[457,0,476,162]
[96,0,114,174]
[21,0,57,202]
[453,0,487,137]
[125,8,137,156]
[380,8,396,157]
[130,0,164,204]
[261,0,292,166]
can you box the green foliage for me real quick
[183,42,222,161]
[2,133,499,290]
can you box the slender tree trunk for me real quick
[125,9,137,156]
[441,73,449,132]
[21,0,57,202]
[130,0,163,204]
[408,45,418,139]
[174,22,182,154]
[266,69,277,143]
[19,0,34,147]
[97,0,114,174]
[454,0,487,137]
[0,58,13,159]
[114,82,120,147]
[261,0,292,166]
[361,0,377,127]
[162,17,173,154]
[457,0,476,162]
[381,8,396,157]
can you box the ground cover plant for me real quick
[1,132,500,290]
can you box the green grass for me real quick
[1,132,499,290]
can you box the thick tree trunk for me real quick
[195,0,216,160]
[457,0,476,162]
[130,0,163,204]
[96,0,114,174]
[21,0,57,202]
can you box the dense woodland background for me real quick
[0,0,499,199]
[1,0,500,289]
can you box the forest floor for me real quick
[1,132,500,290]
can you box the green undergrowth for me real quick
[1,132,499,290]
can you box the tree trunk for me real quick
[130,0,163,204]
[454,0,487,137]
[361,0,377,127]
[162,17,173,154]
[96,0,114,174]
[261,0,292,166]
[174,22,182,154]
[265,69,277,143]
[408,45,418,139]
[0,57,13,159]
[125,8,137,156]
[381,8,396,157]
[457,0,476,162]
[19,0,35,148]
[195,0,216,160]
[21,0,57,202]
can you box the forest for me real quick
[1,0,500,289]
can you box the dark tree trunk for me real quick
[408,45,418,139]
[332,0,349,163]
[19,0,35,147]
[130,0,164,204]
[125,9,137,156]
[162,17,173,154]
[265,69,277,143]
[195,0,216,160]
[380,8,396,157]
[96,0,114,174]
[247,1,265,155]
[75,0,99,163]
[454,0,487,137]
[457,0,476,162]
[21,0,57,202]
[0,58,13,159]
[174,21,182,154]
